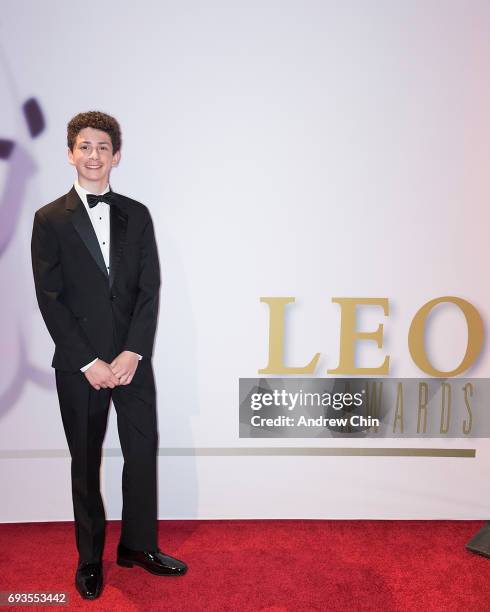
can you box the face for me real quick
[68,126,120,187]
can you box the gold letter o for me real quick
[408,297,484,377]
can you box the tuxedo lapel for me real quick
[66,187,109,281]
[109,202,128,289]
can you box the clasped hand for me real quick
[83,351,140,390]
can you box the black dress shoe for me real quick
[75,562,103,600]
[117,542,187,576]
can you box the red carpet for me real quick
[0,520,489,611]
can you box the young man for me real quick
[31,111,187,600]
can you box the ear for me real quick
[67,147,75,166]
[112,150,121,167]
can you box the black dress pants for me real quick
[55,358,158,564]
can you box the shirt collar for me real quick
[74,179,110,211]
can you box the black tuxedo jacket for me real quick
[31,186,160,372]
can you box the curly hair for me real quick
[67,111,122,153]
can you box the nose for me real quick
[89,148,100,160]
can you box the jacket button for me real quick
[110,294,116,300]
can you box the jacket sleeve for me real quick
[31,210,98,371]
[122,211,161,358]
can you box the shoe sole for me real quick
[117,557,187,576]
[75,583,102,600]
[77,591,101,600]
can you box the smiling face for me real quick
[68,126,121,192]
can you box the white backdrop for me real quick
[1,0,490,521]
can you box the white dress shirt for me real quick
[73,180,142,372]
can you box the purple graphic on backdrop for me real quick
[0,46,52,419]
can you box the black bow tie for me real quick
[87,191,117,208]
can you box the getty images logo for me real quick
[249,388,364,411]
